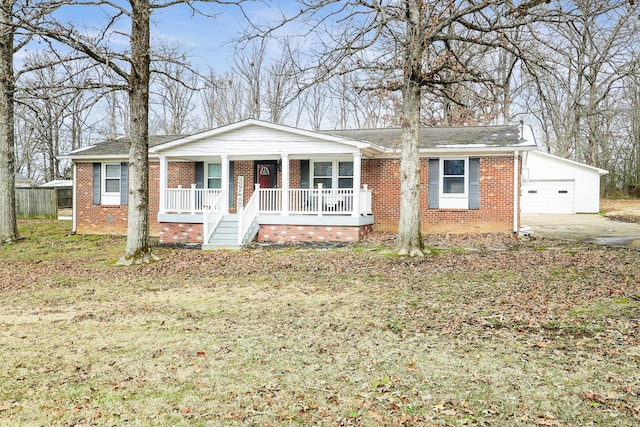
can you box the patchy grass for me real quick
[1,220,639,426]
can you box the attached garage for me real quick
[521,179,576,214]
[521,151,607,214]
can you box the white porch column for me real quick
[221,155,229,214]
[159,156,167,214]
[281,154,290,216]
[352,152,362,217]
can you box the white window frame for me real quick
[101,162,121,205]
[439,157,469,209]
[206,162,222,189]
[311,160,354,189]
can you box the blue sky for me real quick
[148,1,316,70]
[15,1,303,73]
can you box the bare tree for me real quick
[300,77,331,130]
[0,0,19,243]
[261,0,558,255]
[100,89,130,139]
[149,43,199,135]
[200,68,245,128]
[15,52,105,184]
[521,0,638,194]
[30,0,244,264]
[0,0,55,243]
[234,39,266,120]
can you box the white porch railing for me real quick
[260,188,372,216]
[359,187,373,215]
[165,186,222,213]
[202,191,225,245]
[238,184,261,245]
[162,186,373,217]
[258,188,282,213]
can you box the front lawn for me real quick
[1,220,639,426]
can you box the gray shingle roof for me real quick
[66,135,182,157]
[323,125,524,149]
[65,125,526,158]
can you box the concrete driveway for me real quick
[521,213,640,248]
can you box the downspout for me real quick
[72,162,77,234]
[513,150,519,234]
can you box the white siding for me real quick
[162,125,359,157]
[521,180,575,214]
[523,151,604,213]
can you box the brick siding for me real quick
[257,224,373,244]
[75,155,520,241]
[364,156,519,234]
[158,222,203,244]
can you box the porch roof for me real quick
[149,119,386,159]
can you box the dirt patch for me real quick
[601,198,640,214]
[601,199,640,224]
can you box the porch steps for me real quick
[202,214,241,250]
[202,214,260,250]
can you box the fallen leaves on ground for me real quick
[1,222,640,426]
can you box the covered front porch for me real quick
[157,183,373,248]
[150,119,381,247]
[158,185,373,217]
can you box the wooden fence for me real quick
[16,188,58,219]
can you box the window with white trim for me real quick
[93,162,127,206]
[103,163,121,194]
[312,160,353,189]
[207,163,222,189]
[99,163,122,205]
[428,157,480,210]
[441,159,467,196]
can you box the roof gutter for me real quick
[72,163,77,234]
[419,144,537,155]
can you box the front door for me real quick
[256,161,277,189]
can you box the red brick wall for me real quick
[75,162,163,236]
[363,155,520,234]
[362,158,402,232]
[257,224,373,243]
[168,162,196,188]
[290,160,301,188]
[76,155,520,239]
[232,161,253,212]
[159,222,203,244]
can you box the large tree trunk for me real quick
[396,0,426,256]
[116,0,158,265]
[0,1,19,243]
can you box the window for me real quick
[428,157,479,210]
[207,163,221,189]
[442,159,467,195]
[338,161,354,189]
[313,161,333,188]
[312,160,354,189]
[95,162,127,206]
[103,163,121,194]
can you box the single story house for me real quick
[521,150,608,214]
[62,119,537,248]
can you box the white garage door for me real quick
[521,180,575,214]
